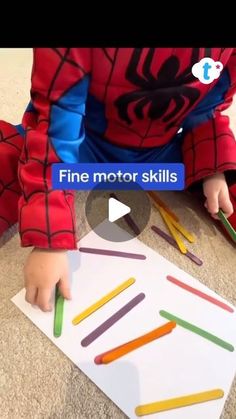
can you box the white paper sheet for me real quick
[12,221,236,419]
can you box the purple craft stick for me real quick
[79,247,146,260]
[123,213,141,236]
[81,293,145,347]
[151,225,203,266]
[110,192,141,236]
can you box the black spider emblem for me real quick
[115,48,201,129]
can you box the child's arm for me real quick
[19,48,91,310]
[19,48,91,249]
[182,51,236,217]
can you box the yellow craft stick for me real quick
[150,197,195,243]
[135,389,224,416]
[165,212,195,243]
[159,206,187,254]
[72,277,135,325]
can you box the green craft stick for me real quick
[218,209,236,243]
[160,310,234,352]
[54,286,64,337]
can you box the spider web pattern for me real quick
[0,121,22,236]
[17,48,91,249]
[183,115,236,186]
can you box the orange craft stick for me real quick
[95,321,176,364]
[147,191,179,222]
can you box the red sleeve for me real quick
[18,48,91,249]
[182,51,236,188]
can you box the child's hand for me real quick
[24,248,71,312]
[203,172,233,219]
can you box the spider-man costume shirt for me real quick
[0,48,236,248]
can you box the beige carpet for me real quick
[0,49,235,419]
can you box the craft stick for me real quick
[151,225,203,266]
[81,293,145,347]
[147,191,179,222]
[135,389,224,416]
[218,209,236,243]
[110,193,141,235]
[53,286,64,337]
[165,213,195,243]
[79,247,146,260]
[159,310,234,352]
[159,207,187,254]
[166,275,234,313]
[72,278,135,325]
[94,321,176,364]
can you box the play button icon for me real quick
[108,198,131,222]
[85,181,151,242]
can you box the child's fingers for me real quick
[58,276,71,300]
[205,193,219,218]
[25,286,38,305]
[219,195,234,218]
[36,288,53,312]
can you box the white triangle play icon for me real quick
[108,198,131,222]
